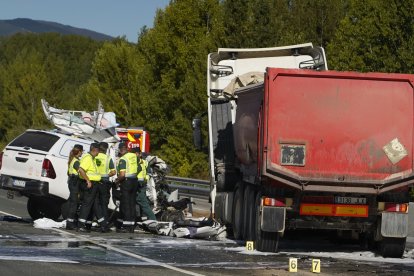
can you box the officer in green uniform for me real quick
[134,148,156,221]
[66,144,83,230]
[94,142,116,221]
[77,143,109,233]
[115,143,138,233]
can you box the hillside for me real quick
[0,18,113,41]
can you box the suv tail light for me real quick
[41,158,56,179]
[0,152,3,170]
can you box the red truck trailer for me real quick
[232,68,413,257]
[195,44,413,258]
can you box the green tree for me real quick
[0,49,51,141]
[221,0,348,48]
[84,38,144,126]
[0,33,103,147]
[328,0,414,73]
[135,0,224,177]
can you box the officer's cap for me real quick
[130,147,141,153]
[90,143,100,151]
[99,142,109,151]
[74,144,83,151]
[118,142,127,150]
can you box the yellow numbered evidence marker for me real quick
[289,258,298,272]
[311,259,321,273]
[246,241,254,251]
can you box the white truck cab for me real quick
[201,43,328,216]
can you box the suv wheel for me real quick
[27,197,61,220]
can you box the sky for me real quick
[0,0,171,42]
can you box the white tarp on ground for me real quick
[33,218,66,229]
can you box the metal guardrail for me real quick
[165,176,210,200]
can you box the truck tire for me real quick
[255,192,279,252]
[232,183,245,240]
[380,237,406,258]
[27,197,61,221]
[243,184,257,241]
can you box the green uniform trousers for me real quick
[136,181,156,220]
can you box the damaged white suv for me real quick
[0,129,92,220]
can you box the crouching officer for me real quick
[115,143,138,233]
[77,143,109,233]
[94,142,116,221]
[135,148,156,221]
[66,144,83,230]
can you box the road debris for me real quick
[33,218,66,229]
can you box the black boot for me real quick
[116,227,129,233]
[66,221,77,230]
[100,221,110,233]
[77,223,91,233]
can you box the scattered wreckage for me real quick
[38,99,224,240]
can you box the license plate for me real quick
[335,196,366,205]
[13,180,26,188]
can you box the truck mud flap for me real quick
[381,212,408,238]
[261,206,285,232]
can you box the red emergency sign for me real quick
[116,127,150,153]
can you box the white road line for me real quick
[53,228,204,276]
[0,210,22,218]
[0,209,204,275]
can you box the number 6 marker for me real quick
[289,258,297,272]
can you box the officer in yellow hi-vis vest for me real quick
[77,143,109,233]
[66,144,83,230]
[94,142,116,221]
[115,143,138,233]
[135,148,156,221]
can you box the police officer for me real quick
[115,143,138,233]
[135,148,156,221]
[94,142,116,221]
[77,143,109,233]
[66,144,83,230]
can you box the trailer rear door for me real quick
[263,69,414,192]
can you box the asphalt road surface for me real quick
[1,190,414,275]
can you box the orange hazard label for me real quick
[300,204,368,217]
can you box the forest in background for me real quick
[1,0,414,178]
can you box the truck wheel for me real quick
[255,192,279,252]
[243,184,256,241]
[379,237,406,258]
[27,197,61,221]
[232,183,244,240]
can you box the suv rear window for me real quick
[9,131,60,152]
